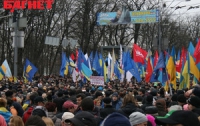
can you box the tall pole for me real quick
[13,10,18,79]
[158,9,162,53]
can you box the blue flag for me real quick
[77,49,88,71]
[60,52,68,77]
[92,51,101,75]
[24,59,38,82]
[151,52,168,83]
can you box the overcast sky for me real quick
[163,0,200,17]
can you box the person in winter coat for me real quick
[22,92,38,124]
[45,102,61,126]
[0,98,12,124]
[118,94,143,117]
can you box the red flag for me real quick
[153,51,159,68]
[194,38,200,64]
[70,53,75,61]
[133,44,147,64]
[75,49,79,60]
[176,47,187,72]
[145,57,153,82]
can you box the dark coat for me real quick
[118,102,143,117]
[100,105,116,119]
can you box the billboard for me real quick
[97,7,159,25]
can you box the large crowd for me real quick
[0,75,199,126]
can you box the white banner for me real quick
[90,76,104,85]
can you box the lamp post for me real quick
[13,10,19,78]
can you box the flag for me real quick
[171,46,176,62]
[1,59,12,79]
[128,59,142,82]
[110,49,116,80]
[133,44,147,64]
[153,51,159,68]
[77,49,87,71]
[107,53,112,79]
[89,51,94,68]
[189,53,199,80]
[60,52,68,77]
[114,63,121,79]
[23,59,38,82]
[92,51,101,75]
[167,56,176,89]
[188,42,195,55]
[103,61,107,82]
[0,67,4,81]
[194,38,200,64]
[81,63,92,80]
[69,57,76,67]
[145,57,153,82]
[180,54,190,89]
[99,53,104,76]
[124,52,141,82]
[151,52,168,83]
[70,53,75,61]
[177,47,187,73]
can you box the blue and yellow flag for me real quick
[81,63,92,80]
[24,59,38,82]
[1,59,12,80]
[0,67,5,81]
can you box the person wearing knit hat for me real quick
[177,94,186,107]
[101,112,131,126]
[129,112,147,126]
[187,96,200,116]
[146,114,156,126]
[192,88,200,98]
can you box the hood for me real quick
[48,112,57,122]
[0,111,12,123]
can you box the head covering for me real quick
[146,114,156,126]
[65,111,96,126]
[177,94,186,103]
[146,95,153,103]
[112,92,118,97]
[62,112,74,122]
[155,110,199,126]
[168,105,182,111]
[187,96,200,108]
[95,92,103,98]
[98,86,103,91]
[101,112,131,126]
[129,112,147,126]
[103,97,112,104]
[32,106,48,117]
[63,101,77,109]
[5,90,13,97]
[192,88,200,98]
[34,96,44,104]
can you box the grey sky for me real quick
[163,0,200,17]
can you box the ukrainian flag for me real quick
[0,67,5,80]
[24,59,38,82]
[81,63,92,80]
[1,59,12,80]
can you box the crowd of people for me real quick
[0,75,199,126]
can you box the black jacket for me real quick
[100,105,116,119]
[118,102,143,117]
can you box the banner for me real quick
[90,76,104,85]
[97,9,159,25]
